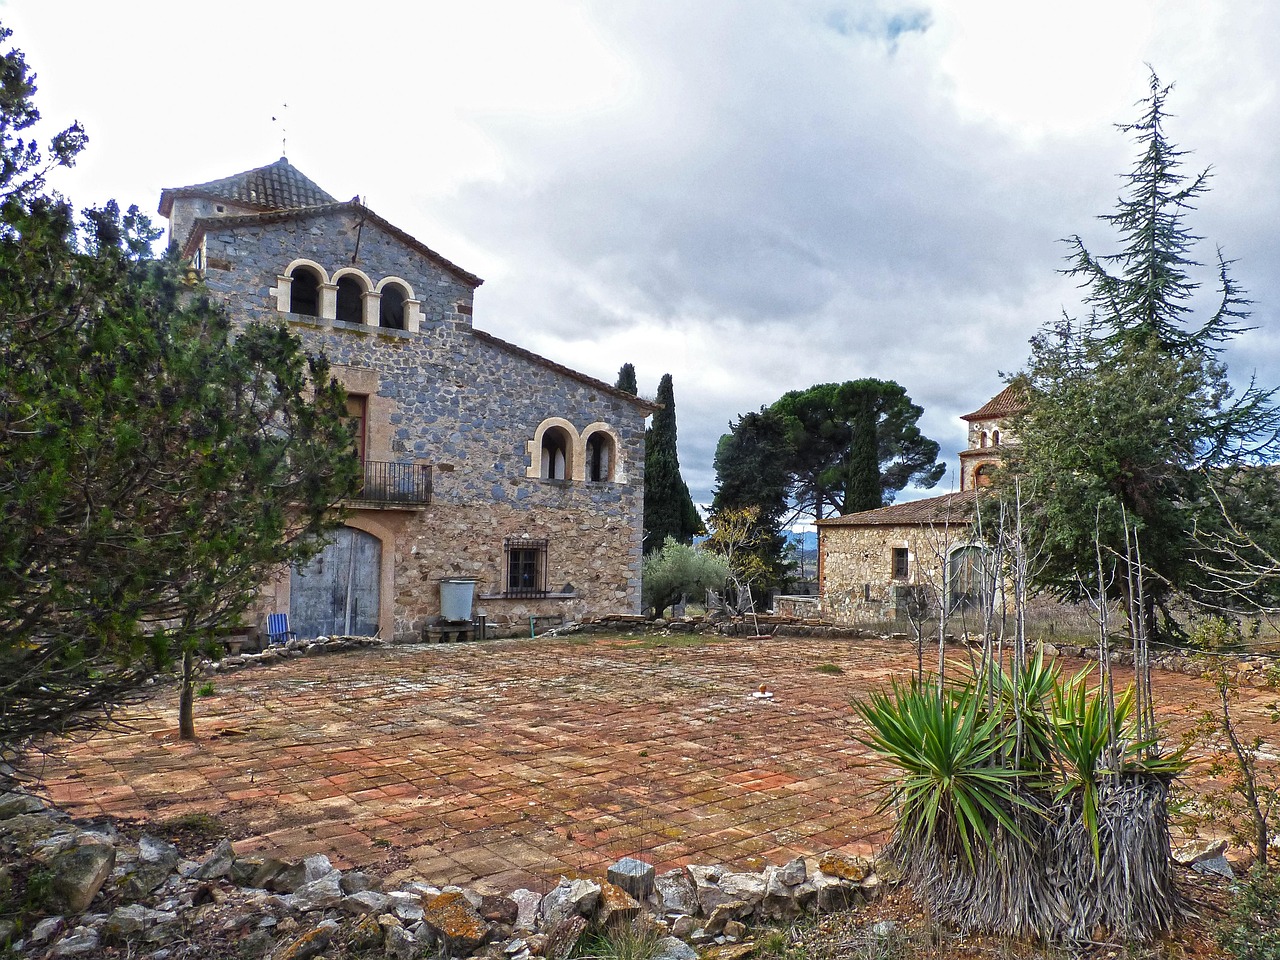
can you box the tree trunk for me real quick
[179,647,196,741]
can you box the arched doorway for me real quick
[290,527,382,638]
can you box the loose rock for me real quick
[50,838,115,912]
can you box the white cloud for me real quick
[6,0,1279,505]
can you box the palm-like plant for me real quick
[856,678,1036,867]
[995,645,1059,772]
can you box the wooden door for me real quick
[290,527,381,639]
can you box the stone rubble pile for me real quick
[203,636,387,678]
[0,791,896,959]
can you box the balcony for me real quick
[350,460,432,507]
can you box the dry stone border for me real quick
[0,791,897,959]
[201,636,388,678]
[585,615,1280,690]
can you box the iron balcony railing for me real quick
[352,460,432,506]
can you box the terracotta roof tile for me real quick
[961,382,1028,422]
[816,490,978,527]
[159,157,337,217]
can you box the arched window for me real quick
[975,463,997,488]
[980,431,989,449]
[540,427,571,480]
[336,275,365,324]
[289,266,322,317]
[585,431,614,482]
[991,429,1001,446]
[948,545,988,612]
[379,282,407,330]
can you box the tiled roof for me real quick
[470,329,660,412]
[158,157,337,217]
[816,490,978,527]
[961,382,1028,422]
[182,201,484,288]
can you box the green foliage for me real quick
[711,379,943,583]
[640,538,729,618]
[814,663,843,675]
[994,646,1059,773]
[710,408,794,592]
[1218,866,1280,960]
[614,362,638,396]
[856,677,1033,867]
[195,682,216,698]
[572,918,664,960]
[771,379,945,519]
[643,374,702,553]
[856,657,1187,869]
[0,28,359,764]
[1008,74,1280,632]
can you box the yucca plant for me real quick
[1048,668,1133,861]
[994,645,1059,772]
[855,677,1036,867]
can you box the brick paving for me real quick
[25,634,1273,890]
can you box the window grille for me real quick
[504,538,549,597]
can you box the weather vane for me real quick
[272,103,289,158]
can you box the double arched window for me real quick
[540,426,572,481]
[584,430,614,482]
[527,420,623,484]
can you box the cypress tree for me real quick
[643,373,703,553]
[615,362,638,396]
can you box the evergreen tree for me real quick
[643,373,703,553]
[768,379,945,519]
[0,28,359,762]
[1010,74,1280,634]
[709,408,793,591]
[615,362,638,396]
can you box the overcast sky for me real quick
[7,1,1280,512]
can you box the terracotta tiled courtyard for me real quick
[26,634,1275,890]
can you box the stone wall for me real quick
[196,210,647,642]
[819,523,955,623]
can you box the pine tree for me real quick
[643,373,703,553]
[1011,73,1280,634]
[0,28,359,760]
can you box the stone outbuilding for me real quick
[159,158,656,641]
[816,493,981,622]
[816,383,1025,623]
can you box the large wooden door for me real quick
[290,527,381,639]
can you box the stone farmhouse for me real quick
[815,383,1026,622]
[159,158,655,642]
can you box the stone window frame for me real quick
[332,267,375,326]
[526,418,627,484]
[581,422,625,483]
[273,262,422,333]
[527,417,577,482]
[276,259,330,317]
[374,276,422,332]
